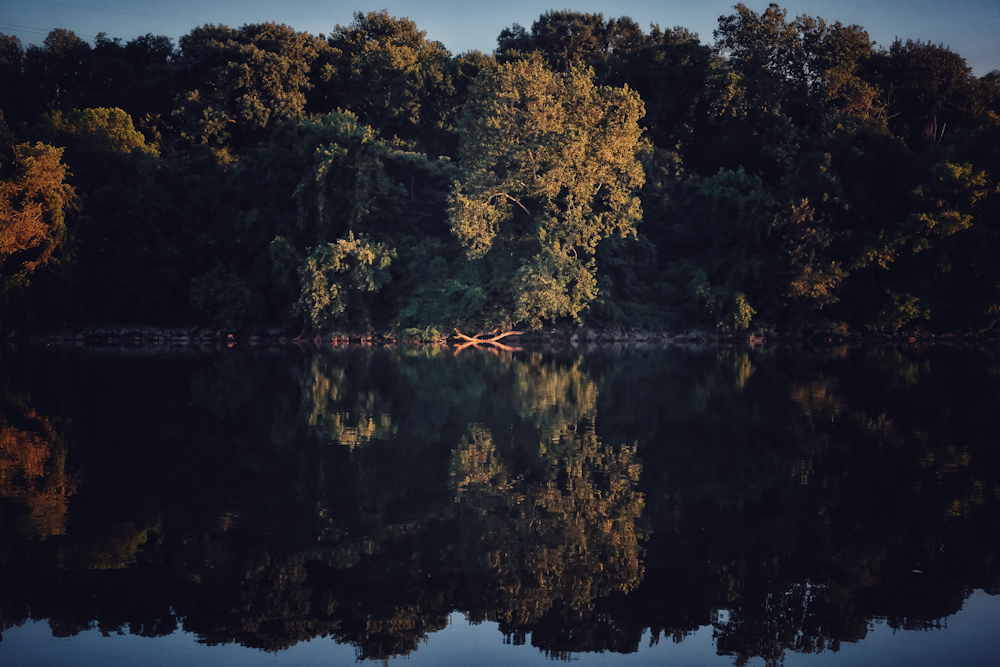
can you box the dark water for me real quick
[1,342,998,666]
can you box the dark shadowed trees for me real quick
[317,11,455,154]
[172,23,326,152]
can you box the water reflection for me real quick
[0,344,998,666]
[0,404,75,541]
[451,424,644,625]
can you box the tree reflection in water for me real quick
[0,344,998,666]
[0,405,75,542]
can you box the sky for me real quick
[2,0,998,76]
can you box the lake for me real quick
[1,341,998,666]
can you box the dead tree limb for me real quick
[452,329,524,354]
[453,328,523,344]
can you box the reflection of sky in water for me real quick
[4,592,999,666]
[780,591,1000,667]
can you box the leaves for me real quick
[448,55,646,327]
[49,107,158,155]
[295,231,396,331]
[321,11,454,150]
[173,23,325,150]
[0,142,76,285]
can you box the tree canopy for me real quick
[0,141,76,294]
[0,5,998,337]
[449,56,646,327]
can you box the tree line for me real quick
[1,4,998,337]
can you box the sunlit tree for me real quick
[449,55,646,328]
[1,141,77,297]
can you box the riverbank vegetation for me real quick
[1,4,998,338]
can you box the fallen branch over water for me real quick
[453,329,523,344]
[453,329,524,354]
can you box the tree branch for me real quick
[504,193,533,217]
[453,328,524,345]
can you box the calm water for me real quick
[1,342,998,666]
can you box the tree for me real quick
[319,11,454,152]
[83,33,178,144]
[874,39,979,145]
[650,167,780,331]
[23,29,92,112]
[496,11,650,70]
[173,23,326,151]
[600,24,713,152]
[449,56,646,328]
[1,141,77,295]
[802,19,879,119]
[778,198,847,325]
[0,34,24,73]
[0,34,30,124]
[192,110,456,331]
[30,106,193,325]
[714,3,879,124]
[714,2,805,116]
[295,231,396,331]
[497,11,613,68]
[48,107,158,156]
[494,13,714,154]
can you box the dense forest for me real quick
[1,4,998,339]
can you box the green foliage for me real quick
[805,19,881,119]
[875,39,980,145]
[287,112,384,236]
[513,248,599,328]
[651,167,782,329]
[449,55,646,327]
[319,11,454,152]
[226,111,456,328]
[495,13,713,154]
[600,24,714,152]
[714,2,806,114]
[393,238,489,334]
[173,23,325,150]
[866,291,930,334]
[29,104,218,326]
[48,107,157,155]
[295,231,395,332]
[0,34,31,125]
[496,11,631,68]
[190,264,261,330]
[234,110,456,247]
[714,3,878,123]
[400,325,442,342]
[779,199,846,315]
[590,233,667,327]
[908,161,988,248]
[2,6,1000,336]
[730,291,757,331]
[23,29,92,113]
[689,270,757,332]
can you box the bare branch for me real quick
[453,328,524,345]
[504,193,533,217]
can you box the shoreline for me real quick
[5,325,998,349]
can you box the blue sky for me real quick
[3,0,998,75]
